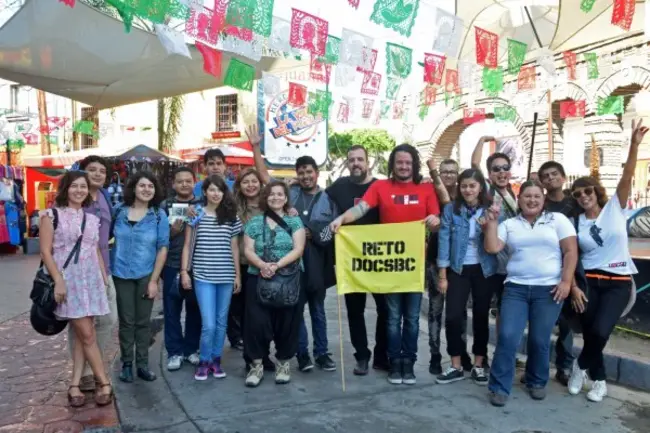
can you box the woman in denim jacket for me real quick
[436,169,499,386]
[111,171,169,383]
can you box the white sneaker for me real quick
[587,380,607,402]
[167,355,183,371]
[275,361,291,384]
[245,363,264,387]
[568,361,587,395]
[185,353,200,366]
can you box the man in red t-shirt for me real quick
[330,143,440,386]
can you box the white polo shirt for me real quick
[498,212,576,285]
[578,198,637,275]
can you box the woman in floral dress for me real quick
[39,171,113,407]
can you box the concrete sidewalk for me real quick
[114,292,650,433]
[419,291,650,392]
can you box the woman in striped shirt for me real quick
[180,175,242,381]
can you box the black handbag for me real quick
[30,210,87,314]
[256,211,301,308]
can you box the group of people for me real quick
[40,118,643,408]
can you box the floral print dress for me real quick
[42,207,110,320]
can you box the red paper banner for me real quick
[58,0,75,8]
[362,98,374,118]
[445,69,460,94]
[185,2,229,46]
[310,54,331,84]
[337,103,350,123]
[223,25,253,41]
[361,71,382,95]
[392,102,404,120]
[475,27,498,69]
[288,82,307,106]
[463,108,486,125]
[563,51,577,81]
[424,86,437,105]
[612,0,635,31]
[357,49,378,73]
[560,100,586,119]
[424,53,446,85]
[518,65,536,91]
[348,0,360,9]
[196,42,222,77]
[289,8,329,56]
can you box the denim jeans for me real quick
[162,266,201,358]
[298,290,328,357]
[555,314,574,371]
[489,283,562,396]
[386,292,422,362]
[194,279,234,362]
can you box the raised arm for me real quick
[483,218,505,254]
[427,159,451,205]
[246,124,272,185]
[617,119,649,208]
[471,136,496,170]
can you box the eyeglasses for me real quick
[572,187,594,199]
[490,165,511,173]
[440,170,458,176]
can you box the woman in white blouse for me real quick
[483,181,578,407]
[567,119,648,403]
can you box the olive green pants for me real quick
[114,275,154,368]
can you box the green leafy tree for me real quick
[327,129,395,180]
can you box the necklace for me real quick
[300,192,317,216]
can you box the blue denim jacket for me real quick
[110,205,170,279]
[437,203,497,277]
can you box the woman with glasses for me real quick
[483,181,578,407]
[567,119,647,402]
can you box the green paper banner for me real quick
[385,42,413,79]
[386,77,401,100]
[507,39,527,75]
[418,104,429,120]
[224,59,255,92]
[226,0,274,37]
[597,96,624,115]
[380,101,391,119]
[584,52,599,79]
[370,0,420,37]
[482,67,503,97]
[73,120,97,137]
[308,90,333,118]
[494,105,516,122]
[321,35,341,64]
[580,0,596,13]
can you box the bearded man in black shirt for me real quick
[325,145,389,375]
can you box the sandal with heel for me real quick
[67,385,86,408]
[95,382,114,406]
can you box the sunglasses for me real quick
[490,164,511,173]
[440,170,458,176]
[572,187,594,199]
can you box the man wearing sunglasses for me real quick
[538,161,577,386]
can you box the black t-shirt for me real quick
[545,194,576,218]
[162,195,202,269]
[325,176,379,225]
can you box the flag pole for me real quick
[527,112,539,179]
[337,289,346,392]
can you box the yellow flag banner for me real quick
[335,221,426,295]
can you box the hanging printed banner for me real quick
[362,98,375,118]
[463,108,486,125]
[537,48,556,75]
[308,90,333,118]
[475,27,498,69]
[445,69,459,95]
[612,0,635,32]
[581,0,596,12]
[321,35,341,64]
[335,221,425,294]
[361,71,382,95]
[289,8,329,56]
[224,59,255,91]
[340,29,374,69]
[482,67,503,96]
[73,120,97,137]
[386,77,401,100]
[196,42,222,77]
[348,0,360,8]
[494,105,517,122]
[392,102,404,120]
[262,72,281,95]
[563,51,577,80]
[337,103,350,123]
[597,95,624,115]
[418,104,429,121]
[424,53,445,85]
[560,100,587,118]
[369,0,421,37]
[380,101,391,119]
[507,39,527,75]
[310,54,331,84]
[385,43,413,78]
[335,63,357,87]
[259,68,328,167]
[268,16,301,55]
[432,8,463,57]
[225,0,274,37]
[422,85,436,106]
[458,61,475,88]
[185,5,225,46]
[584,52,599,79]
[357,49,378,73]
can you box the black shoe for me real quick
[489,391,508,407]
[353,359,369,376]
[429,355,442,375]
[119,362,133,383]
[461,353,473,372]
[137,367,157,382]
[231,340,244,351]
[402,359,416,385]
[297,353,314,372]
[315,354,336,371]
[372,358,390,372]
[387,359,402,385]
[436,367,464,384]
[263,356,276,372]
[555,369,570,386]
[471,366,488,386]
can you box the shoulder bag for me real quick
[256,212,301,308]
[31,210,87,314]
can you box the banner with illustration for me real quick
[335,221,425,295]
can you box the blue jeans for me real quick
[298,291,328,357]
[489,283,562,396]
[194,279,234,362]
[162,266,201,358]
[386,292,422,362]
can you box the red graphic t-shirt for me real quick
[362,179,440,224]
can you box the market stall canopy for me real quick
[182,142,254,165]
[0,0,308,109]
[23,144,181,167]
[118,144,183,162]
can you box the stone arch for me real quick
[424,98,532,162]
[536,82,590,107]
[594,66,650,105]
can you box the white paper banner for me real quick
[262,72,281,95]
[537,48,556,75]
[458,61,475,88]
[217,34,263,62]
[155,24,191,58]
[432,8,463,57]
[335,63,358,88]
[340,28,374,69]
[268,16,300,56]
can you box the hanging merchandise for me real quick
[0,178,15,202]
[597,96,624,115]
[560,100,587,119]
[369,0,420,37]
[385,43,413,79]
[475,27,498,69]
[611,0,636,32]
[4,201,20,246]
[507,39,527,75]
[107,173,124,208]
[584,52,599,79]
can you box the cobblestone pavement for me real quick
[0,255,121,433]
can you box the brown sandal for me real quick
[68,385,86,408]
[94,382,114,406]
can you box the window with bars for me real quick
[80,106,99,149]
[215,94,238,132]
